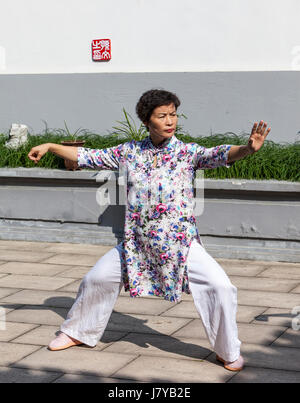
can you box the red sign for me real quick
[92,39,111,61]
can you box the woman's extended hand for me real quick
[28,143,50,164]
[227,121,271,163]
[247,120,271,154]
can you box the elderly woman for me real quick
[28,89,270,372]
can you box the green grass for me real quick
[176,132,300,182]
[0,131,299,182]
[0,132,128,170]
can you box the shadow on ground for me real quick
[1,297,300,383]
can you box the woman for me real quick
[28,89,270,372]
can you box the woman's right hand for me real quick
[28,143,50,164]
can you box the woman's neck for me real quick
[150,134,173,147]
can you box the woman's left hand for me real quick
[247,120,271,154]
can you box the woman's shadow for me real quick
[36,296,211,361]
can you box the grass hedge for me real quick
[0,131,299,182]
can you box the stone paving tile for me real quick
[290,284,300,293]
[230,276,299,292]
[112,296,173,316]
[177,292,194,302]
[106,312,192,336]
[119,288,132,298]
[0,366,62,383]
[119,288,175,301]
[260,261,300,268]
[236,305,267,323]
[113,355,232,383]
[178,293,194,302]
[54,266,90,279]
[217,264,268,277]
[12,325,60,346]
[207,343,300,373]
[0,321,39,342]
[118,288,196,303]
[13,347,138,378]
[0,240,55,251]
[236,323,287,345]
[53,374,138,383]
[216,258,272,267]
[172,319,287,345]
[45,243,112,255]
[161,302,267,324]
[258,265,300,280]
[0,274,76,291]
[0,304,20,318]
[161,301,199,319]
[271,328,300,348]
[42,253,100,266]
[169,319,206,339]
[0,250,55,263]
[237,343,300,372]
[5,305,69,326]
[252,307,296,327]
[223,266,265,278]
[104,333,213,361]
[228,366,300,383]
[57,279,81,293]
[237,290,300,309]
[1,239,299,383]
[94,330,131,351]
[0,261,75,276]
[12,324,128,352]
[0,341,41,366]
[0,289,76,308]
[0,287,21,299]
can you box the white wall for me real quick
[0,0,300,74]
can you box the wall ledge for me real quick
[0,167,299,192]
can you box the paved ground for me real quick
[0,239,300,383]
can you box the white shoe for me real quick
[48,332,83,351]
[216,354,244,371]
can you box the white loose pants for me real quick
[60,239,241,362]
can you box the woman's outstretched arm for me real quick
[28,143,78,164]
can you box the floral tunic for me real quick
[77,135,233,302]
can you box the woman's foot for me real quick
[48,332,83,351]
[216,354,244,371]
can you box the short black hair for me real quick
[136,89,180,125]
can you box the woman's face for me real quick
[146,103,178,145]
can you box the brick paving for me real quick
[0,239,299,383]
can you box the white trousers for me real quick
[60,239,241,362]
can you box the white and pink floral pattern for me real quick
[77,135,233,302]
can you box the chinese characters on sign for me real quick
[92,39,111,61]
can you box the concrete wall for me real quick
[1,0,300,74]
[0,1,300,143]
[0,71,300,144]
[0,168,299,262]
